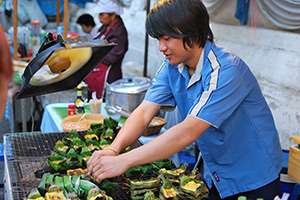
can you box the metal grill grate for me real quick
[4,131,142,200]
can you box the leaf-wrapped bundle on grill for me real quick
[144,191,159,200]
[62,130,79,146]
[45,182,67,200]
[86,185,113,200]
[152,159,172,169]
[159,175,181,199]
[100,128,114,142]
[103,117,118,130]
[179,175,209,199]
[159,165,186,178]
[72,138,86,154]
[54,140,69,157]
[99,179,117,193]
[80,146,92,166]
[27,188,45,200]
[86,137,101,153]
[130,188,159,200]
[47,153,68,171]
[129,178,160,190]
[38,172,51,196]
[66,148,83,169]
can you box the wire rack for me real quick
[3,131,141,200]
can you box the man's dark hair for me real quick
[146,0,213,49]
[76,14,96,27]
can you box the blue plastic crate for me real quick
[0,143,12,162]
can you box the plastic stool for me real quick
[290,183,300,200]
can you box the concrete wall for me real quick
[120,2,300,149]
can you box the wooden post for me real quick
[64,0,68,39]
[57,0,60,27]
[143,0,150,77]
[13,0,18,60]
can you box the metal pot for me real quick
[105,77,152,112]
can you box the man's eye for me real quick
[164,37,170,41]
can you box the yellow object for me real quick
[104,146,119,155]
[67,168,87,176]
[182,181,201,193]
[291,135,300,144]
[287,136,300,183]
[77,84,83,89]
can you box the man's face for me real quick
[158,36,194,66]
[98,13,113,26]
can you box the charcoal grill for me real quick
[3,131,143,200]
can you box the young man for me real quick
[76,13,98,38]
[87,0,283,199]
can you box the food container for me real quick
[105,77,152,113]
[61,113,107,132]
[143,117,167,136]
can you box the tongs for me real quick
[105,104,156,125]
[105,104,131,117]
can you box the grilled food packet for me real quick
[47,153,68,171]
[179,175,209,198]
[27,188,44,200]
[66,148,83,169]
[99,179,117,193]
[72,138,86,154]
[159,175,181,199]
[130,188,159,200]
[85,137,101,153]
[54,140,69,157]
[62,129,78,146]
[129,178,160,190]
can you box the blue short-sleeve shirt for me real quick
[144,40,283,198]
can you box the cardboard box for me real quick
[288,136,300,183]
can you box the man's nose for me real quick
[158,40,167,52]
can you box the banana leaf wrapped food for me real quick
[72,138,86,154]
[80,146,92,166]
[45,182,67,200]
[54,140,69,157]
[85,137,101,153]
[27,188,45,200]
[66,148,83,169]
[159,175,181,199]
[86,185,113,200]
[144,191,159,200]
[129,178,160,190]
[130,188,159,200]
[62,129,79,146]
[179,175,209,199]
[159,164,186,178]
[47,153,68,171]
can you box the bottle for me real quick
[77,102,85,114]
[68,104,76,116]
[75,84,84,114]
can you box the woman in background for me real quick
[84,0,128,99]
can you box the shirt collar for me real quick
[176,50,204,88]
[188,51,204,88]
